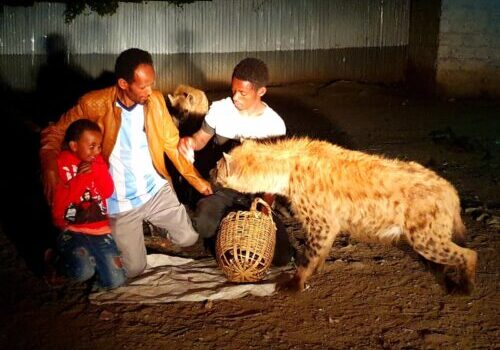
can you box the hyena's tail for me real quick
[452,210,467,247]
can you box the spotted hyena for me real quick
[167,84,209,135]
[214,137,477,293]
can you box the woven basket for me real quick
[216,197,276,282]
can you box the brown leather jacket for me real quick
[40,86,210,194]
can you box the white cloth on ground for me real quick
[90,254,293,304]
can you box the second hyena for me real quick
[214,137,477,292]
[167,84,209,135]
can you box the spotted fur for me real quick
[214,137,477,292]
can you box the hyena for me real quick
[214,137,477,292]
[167,84,209,135]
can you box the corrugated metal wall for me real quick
[0,0,410,92]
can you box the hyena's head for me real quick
[212,141,290,195]
[167,85,209,126]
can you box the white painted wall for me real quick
[437,0,500,97]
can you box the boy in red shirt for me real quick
[49,119,126,289]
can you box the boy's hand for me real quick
[77,161,92,174]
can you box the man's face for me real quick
[70,130,103,162]
[231,78,265,112]
[121,64,155,105]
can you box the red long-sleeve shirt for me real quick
[52,151,114,234]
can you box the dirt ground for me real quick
[1,81,499,349]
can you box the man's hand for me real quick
[43,169,60,205]
[200,182,213,196]
[178,136,195,163]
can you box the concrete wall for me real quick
[407,0,441,95]
[436,0,500,98]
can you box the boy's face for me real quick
[231,78,266,112]
[69,130,103,162]
[118,63,155,105]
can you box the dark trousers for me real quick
[192,187,294,266]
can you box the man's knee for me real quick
[123,258,147,278]
[174,230,199,247]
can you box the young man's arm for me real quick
[177,128,213,161]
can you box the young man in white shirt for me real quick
[178,58,294,266]
[178,58,285,159]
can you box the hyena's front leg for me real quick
[287,223,339,292]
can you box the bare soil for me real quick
[1,81,499,349]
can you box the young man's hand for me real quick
[178,136,195,163]
[178,129,213,162]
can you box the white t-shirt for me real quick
[202,97,286,141]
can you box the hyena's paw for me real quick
[276,273,304,293]
[458,280,475,295]
[447,270,476,295]
[438,266,475,295]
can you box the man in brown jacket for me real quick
[40,48,212,278]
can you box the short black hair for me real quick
[114,48,153,83]
[232,57,269,89]
[63,119,102,148]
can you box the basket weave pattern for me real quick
[216,197,276,282]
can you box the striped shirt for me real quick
[107,101,167,215]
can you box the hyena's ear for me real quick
[221,152,234,176]
[222,152,233,163]
[167,94,175,105]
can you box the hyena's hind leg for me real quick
[405,220,477,293]
[283,223,340,292]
